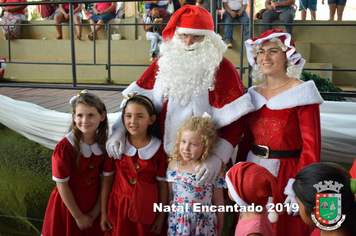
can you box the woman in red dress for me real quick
[236,29,323,236]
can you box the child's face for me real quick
[123,103,155,138]
[296,197,316,228]
[179,130,204,164]
[73,103,105,137]
[151,7,159,17]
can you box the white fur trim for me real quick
[156,176,166,181]
[268,211,279,223]
[225,169,249,206]
[65,131,102,158]
[245,32,305,68]
[102,170,115,176]
[124,136,162,160]
[246,151,281,178]
[164,96,195,155]
[52,176,70,182]
[249,80,323,110]
[176,27,215,36]
[215,138,234,164]
[211,93,255,129]
[123,81,164,113]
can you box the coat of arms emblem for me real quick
[311,181,346,230]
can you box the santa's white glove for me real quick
[106,128,126,159]
[283,178,299,216]
[195,154,221,185]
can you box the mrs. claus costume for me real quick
[236,30,323,236]
[107,5,255,178]
[226,162,284,236]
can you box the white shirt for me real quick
[223,0,248,11]
[158,1,169,7]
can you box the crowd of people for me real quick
[0,0,350,63]
[37,4,356,236]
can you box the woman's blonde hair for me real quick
[169,116,225,176]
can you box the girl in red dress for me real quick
[237,29,324,236]
[41,90,115,236]
[100,93,168,236]
[293,162,356,236]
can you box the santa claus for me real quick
[107,5,255,184]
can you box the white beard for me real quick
[156,35,223,106]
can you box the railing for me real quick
[0,0,355,97]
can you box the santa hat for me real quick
[162,5,216,42]
[245,29,306,69]
[226,162,284,223]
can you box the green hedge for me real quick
[0,124,55,236]
[300,71,345,101]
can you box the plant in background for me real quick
[105,77,114,84]
[300,71,345,101]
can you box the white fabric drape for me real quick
[0,94,119,150]
[319,101,356,164]
[0,94,355,163]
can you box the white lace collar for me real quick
[248,80,323,110]
[65,131,103,158]
[124,136,162,160]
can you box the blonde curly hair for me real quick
[169,116,226,176]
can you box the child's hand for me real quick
[154,18,163,23]
[75,213,93,230]
[150,214,165,235]
[100,214,113,231]
[87,208,99,222]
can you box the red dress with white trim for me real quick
[105,136,167,236]
[236,81,323,236]
[41,131,115,236]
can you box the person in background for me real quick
[222,0,250,49]
[299,0,317,20]
[172,0,196,12]
[86,2,117,41]
[54,2,82,40]
[142,1,171,40]
[0,0,27,40]
[196,0,210,11]
[237,29,323,236]
[41,90,114,236]
[262,0,296,34]
[322,0,346,21]
[39,0,59,20]
[144,3,164,61]
[83,3,94,20]
[143,1,170,17]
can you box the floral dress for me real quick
[166,167,226,236]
